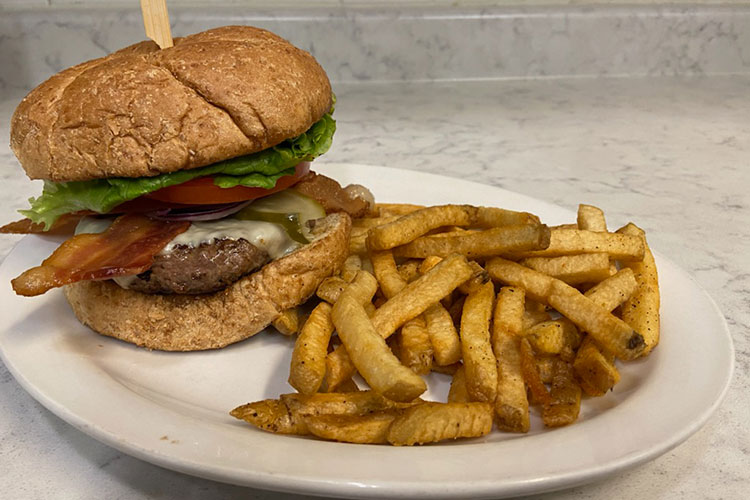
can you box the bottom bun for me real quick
[64,213,351,351]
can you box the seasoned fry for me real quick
[332,377,361,393]
[577,204,607,232]
[399,316,433,375]
[271,307,299,335]
[423,303,462,366]
[617,223,660,355]
[349,226,369,255]
[430,362,461,375]
[371,254,474,339]
[460,282,498,403]
[492,286,525,338]
[280,391,416,417]
[332,272,426,402]
[289,302,334,395]
[448,365,470,403]
[522,301,551,330]
[368,205,478,251]
[418,255,444,275]
[536,356,556,384]
[524,319,581,355]
[397,259,421,283]
[512,228,644,262]
[387,402,493,446]
[352,215,400,229]
[487,258,645,360]
[519,338,552,406]
[392,224,551,259]
[573,336,620,396]
[492,287,529,433]
[370,250,407,299]
[584,268,638,311]
[474,206,541,227]
[546,279,644,360]
[542,360,582,427]
[520,253,611,285]
[230,399,308,435]
[375,203,425,217]
[316,276,349,304]
[341,254,362,282]
[304,412,398,444]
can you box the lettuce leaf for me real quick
[21,112,336,229]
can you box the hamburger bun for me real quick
[63,212,351,351]
[10,25,332,182]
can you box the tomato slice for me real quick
[143,162,311,205]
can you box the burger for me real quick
[2,26,372,351]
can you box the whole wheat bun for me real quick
[63,213,350,351]
[11,25,332,182]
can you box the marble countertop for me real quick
[0,76,748,499]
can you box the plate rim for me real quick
[0,163,735,499]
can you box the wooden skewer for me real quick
[140,0,174,49]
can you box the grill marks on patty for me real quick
[126,238,270,295]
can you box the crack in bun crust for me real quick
[63,213,351,351]
[11,26,332,182]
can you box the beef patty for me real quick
[125,238,270,295]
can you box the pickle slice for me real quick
[235,191,327,243]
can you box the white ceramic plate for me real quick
[0,164,734,499]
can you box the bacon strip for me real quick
[11,214,190,296]
[0,212,93,235]
[293,172,372,218]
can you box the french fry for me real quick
[387,402,493,446]
[512,228,644,262]
[349,226,369,255]
[520,253,612,285]
[304,412,399,444]
[536,356,556,384]
[524,319,581,355]
[584,268,638,311]
[397,259,421,283]
[448,365,470,403]
[392,224,551,259]
[577,204,607,232]
[519,338,552,406]
[332,377,361,393]
[542,360,582,427]
[573,336,620,396]
[332,272,426,402]
[326,255,473,388]
[289,302,334,395]
[371,254,474,339]
[280,391,416,418]
[316,276,349,304]
[418,255,444,275]
[352,215,400,229]
[375,203,425,217]
[430,362,461,375]
[230,398,308,435]
[341,254,362,282]
[474,206,541,227]
[522,300,551,330]
[271,307,299,335]
[398,316,433,375]
[617,223,660,355]
[460,281,498,403]
[486,258,645,360]
[367,205,478,251]
[324,349,358,392]
[423,302,462,366]
[492,287,529,433]
[370,250,407,299]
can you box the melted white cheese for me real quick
[74,216,300,289]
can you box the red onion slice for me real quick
[148,201,251,222]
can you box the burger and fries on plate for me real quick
[1,26,659,447]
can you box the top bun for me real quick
[10,26,332,182]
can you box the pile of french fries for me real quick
[232,203,659,445]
